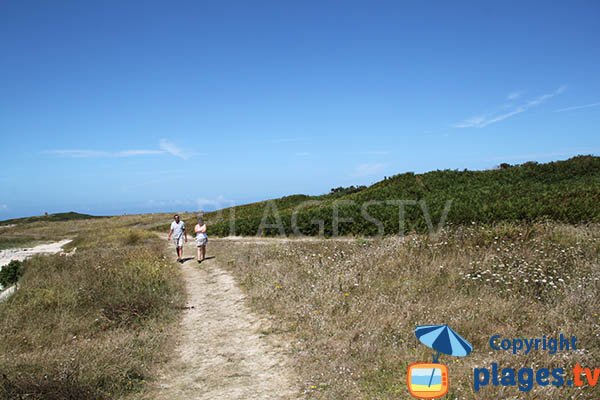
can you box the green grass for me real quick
[0,236,41,250]
[0,220,185,400]
[205,155,600,236]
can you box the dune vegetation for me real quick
[1,157,598,399]
[0,211,104,226]
[0,216,184,400]
[210,222,599,399]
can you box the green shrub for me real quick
[0,260,23,287]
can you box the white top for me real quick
[195,223,207,238]
[170,221,185,239]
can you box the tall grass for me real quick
[0,223,184,399]
[210,222,599,399]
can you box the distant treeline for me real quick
[0,212,103,225]
[205,156,600,236]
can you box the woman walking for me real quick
[194,216,208,263]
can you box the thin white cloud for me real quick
[46,149,163,158]
[0,204,7,210]
[554,102,600,113]
[455,86,566,128]
[351,163,385,178]
[454,116,486,128]
[145,199,196,207]
[507,91,523,101]
[143,197,233,212]
[46,140,193,160]
[196,195,236,211]
[159,139,191,160]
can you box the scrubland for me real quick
[0,216,184,399]
[210,222,599,399]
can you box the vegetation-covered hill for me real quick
[0,211,104,226]
[206,155,600,236]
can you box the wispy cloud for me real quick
[145,199,196,207]
[554,102,600,113]
[507,91,523,101]
[0,204,7,210]
[143,196,234,212]
[295,152,311,157]
[455,86,566,128]
[47,140,193,160]
[46,149,163,158]
[159,139,192,160]
[196,195,236,211]
[351,163,385,178]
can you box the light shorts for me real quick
[173,236,185,248]
[196,235,208,247]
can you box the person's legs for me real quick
[196,246,201,262]
[200,244,206,261]
[175,236,184,262]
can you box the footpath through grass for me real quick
[211,222,599,399]
[0,218,184,400]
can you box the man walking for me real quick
[167,214,187,263]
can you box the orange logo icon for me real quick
[406,362,449,399]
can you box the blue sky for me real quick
[1,1,599,218]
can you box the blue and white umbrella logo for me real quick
[415,324,473,363]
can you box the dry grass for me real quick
[210,222,599,399]
[0,218,185,400]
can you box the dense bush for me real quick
[206,156,600,236]
[0,260,23,287]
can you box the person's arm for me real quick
[199,224,207,233]
[183,223,187,242]
[167,223,173,241]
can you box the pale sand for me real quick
[0,239,72,268]
[0,239,73,302]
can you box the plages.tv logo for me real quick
[407,324,473,399]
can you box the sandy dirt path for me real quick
[0,239,73,268]
[145,238,298,400]
[0,239,73,302]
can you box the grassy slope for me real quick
[0,217,185,400]
[211,222,600,399]
[206,155,600,236]
[0,212,104,226]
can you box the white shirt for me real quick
[170,221,185,239]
